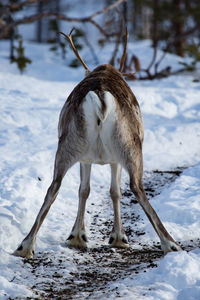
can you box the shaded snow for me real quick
[108,249,200,300]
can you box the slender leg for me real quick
[108,163,129,248]
[127,153,181,254]
[13,141,79,258]
[67,163,91,249]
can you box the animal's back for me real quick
[68,64,140,110]
[58,64,144,165]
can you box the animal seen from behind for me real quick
[14,28,181,258]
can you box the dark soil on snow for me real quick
[11,169,200,300]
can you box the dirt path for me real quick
[12,169,200,300]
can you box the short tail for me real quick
[85,91,116,123]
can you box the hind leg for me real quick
[108,163,129,248]
[67,163,91,249]
[13,140,79,258]
[126,152,181,254]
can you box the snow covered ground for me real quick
[0,39,200,299]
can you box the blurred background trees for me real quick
[0,0,200,77]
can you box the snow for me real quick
[108,249,200,300]
[0,38,200,299]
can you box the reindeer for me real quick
[14,29,181,258]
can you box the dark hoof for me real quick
[67,234,74,240]
[122,237,129,244]
[109,236,114,244]
[171,245,178,251]
[17,245,23,251]
[82,234,88,242]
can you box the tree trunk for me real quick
[152,0,159,49]
[36,0,43,43]
[55,0,60,43]
[173,0,185,56]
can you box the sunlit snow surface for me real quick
[0,40,200,299]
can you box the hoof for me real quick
[67,232,88,249]
[161,240,182,255]
[109,233,129,249]
[13,241,35,259]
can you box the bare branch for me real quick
[0,0,127,39]
[0,12,104,39]
[5,0,47,11]
[88,0,127,20]
[122,72,136,79]
[119,27,128,72]
[109,31,121,66]
[89,19,108,37]
[109,11,124,66]
[154,50,168,75]
[146,45,157,74]
[83,32,99,65]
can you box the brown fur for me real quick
[59,64,143,141]
[13,63,181,259]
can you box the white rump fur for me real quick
[85,90,115,122]
[81,91,118,165]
